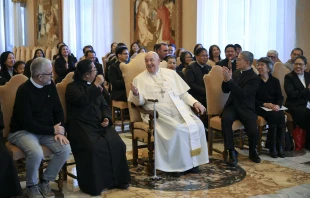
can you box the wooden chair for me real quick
[111,100,128,132]
[56,72,76,181]
[272,62,292,133]
[120,53,157,174]
[0,75,64,192]
[204,66,244,157]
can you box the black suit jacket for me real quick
[54,55,77,83]
[222,68,260,120]
[216,58,237,72]
[185,61,211,105]
[284,71,310,107]
[95,63,104,75]
[108,61,127,102]
[0,67,15,83]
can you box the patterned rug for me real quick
[128,158,246,191]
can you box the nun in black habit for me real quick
[65,59,130,196]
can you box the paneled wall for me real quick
[296,0,310,60]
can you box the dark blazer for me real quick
[95,63,104,75]
[24,59,33,78]
[54,55,77,83]
[0,67,14,83]
[222,68,260,120]
[216,58,237,72]
[108,61,127,102]
[185,61,211,105]
[284,71,310,107]
[255,74,283,107]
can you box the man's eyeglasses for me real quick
[38,73,53,77]
[294,63,305,66]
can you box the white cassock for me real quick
[128,68,209,172]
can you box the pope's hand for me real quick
[194,102,206,115]
[130,83,139,96]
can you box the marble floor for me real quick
[19,129,310,198]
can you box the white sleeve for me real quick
[179,92,198,107]
[128,91,146,106]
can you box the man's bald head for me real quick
[145,51,160,74]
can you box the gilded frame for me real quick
[34,0,63,46]
[130,0,182,51]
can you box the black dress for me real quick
[65,80,131,196]
[54,55,77,83]
[255,75,285,128]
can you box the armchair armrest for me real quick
[131,102,159,119]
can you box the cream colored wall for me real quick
[296,0,310,60]
[112,0,131,46]
[25,0,34,46]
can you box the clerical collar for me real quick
[240,67,252,74]
[297,73,306,88]
[30,77,44,88]
[196,61,206,68]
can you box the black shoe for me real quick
[185,166,200,174]
[270,151,278,158]
[115,183,129,189]
[249,151,261,163]
[228,150,238,166]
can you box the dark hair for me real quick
[110,42,117,53]
[164,55,176,62]
[0,51,14,67]
[116,46,128,57]
[293,55,307,65]
[194,47,207,56]
[291,47,303,56]
[73,59,93,81]
[85,50,96,57]
[154,43,168,53]
[33,49,45,59]
[234,44,242,49]
[117,43,126,47]
[168,43,176,48]
[13,61,25,71]
[208,45,221,61]
[57,44,68,57]
[176,48,185,57]
[56,42,65,49]
[225,44,237,52]
[180,51,193,65]
[257,57,274,74]
[130,42,139,56]
[83,45,94,54]
[240,51,254,66]
[138,46,147,53]
[193,43,203,55]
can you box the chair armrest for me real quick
[131,103,159,119]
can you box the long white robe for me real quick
[128,68,209,172]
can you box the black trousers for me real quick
[221,105,258,151]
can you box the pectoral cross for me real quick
[159,88,165,98]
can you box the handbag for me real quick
[284,131,294,151]
[292,126,306,150]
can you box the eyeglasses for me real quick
[236,58,245,61]
[38,72,53,77]
[268,56,276,59]
[294,63,305,66]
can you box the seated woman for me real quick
[54,44,77,83]
[65,59,130,196]
[166,55,186,81]
[207,45,222,66]
[13,61,25,75]
[24,49,45,78]
[138,46,147,53]
[255,57,286,158]
[129,42,139,59]
[0,51,16,83]
[176,51,193,72]
[284,55,310,149]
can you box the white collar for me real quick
[30,77,44,88]
[149,68,161,75]
[196,61,205,68]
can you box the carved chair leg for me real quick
[39,161,44,181]
[132,138,138,166]
[58,168,63,192]
[258,126,263,155]
[62,162,68,181]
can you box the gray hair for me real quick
[257,57,274,74]
[240,51,254,66]
[30,57,52,77]
[267,50,279,57]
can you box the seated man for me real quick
[128,51,209,173]
[108,46,129,102]
[65,59,131,196]
[8,57,71,198]
[284,47,303,71]
[154,43,169,61]
[221,51,261,166]
[267,50,281,63]
[216,44,237,72]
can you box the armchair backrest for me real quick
[204,66,230,115]
[120,53,146,122]
[0,74,28,137]
[56,72,74,122]
[272,62,290,104]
